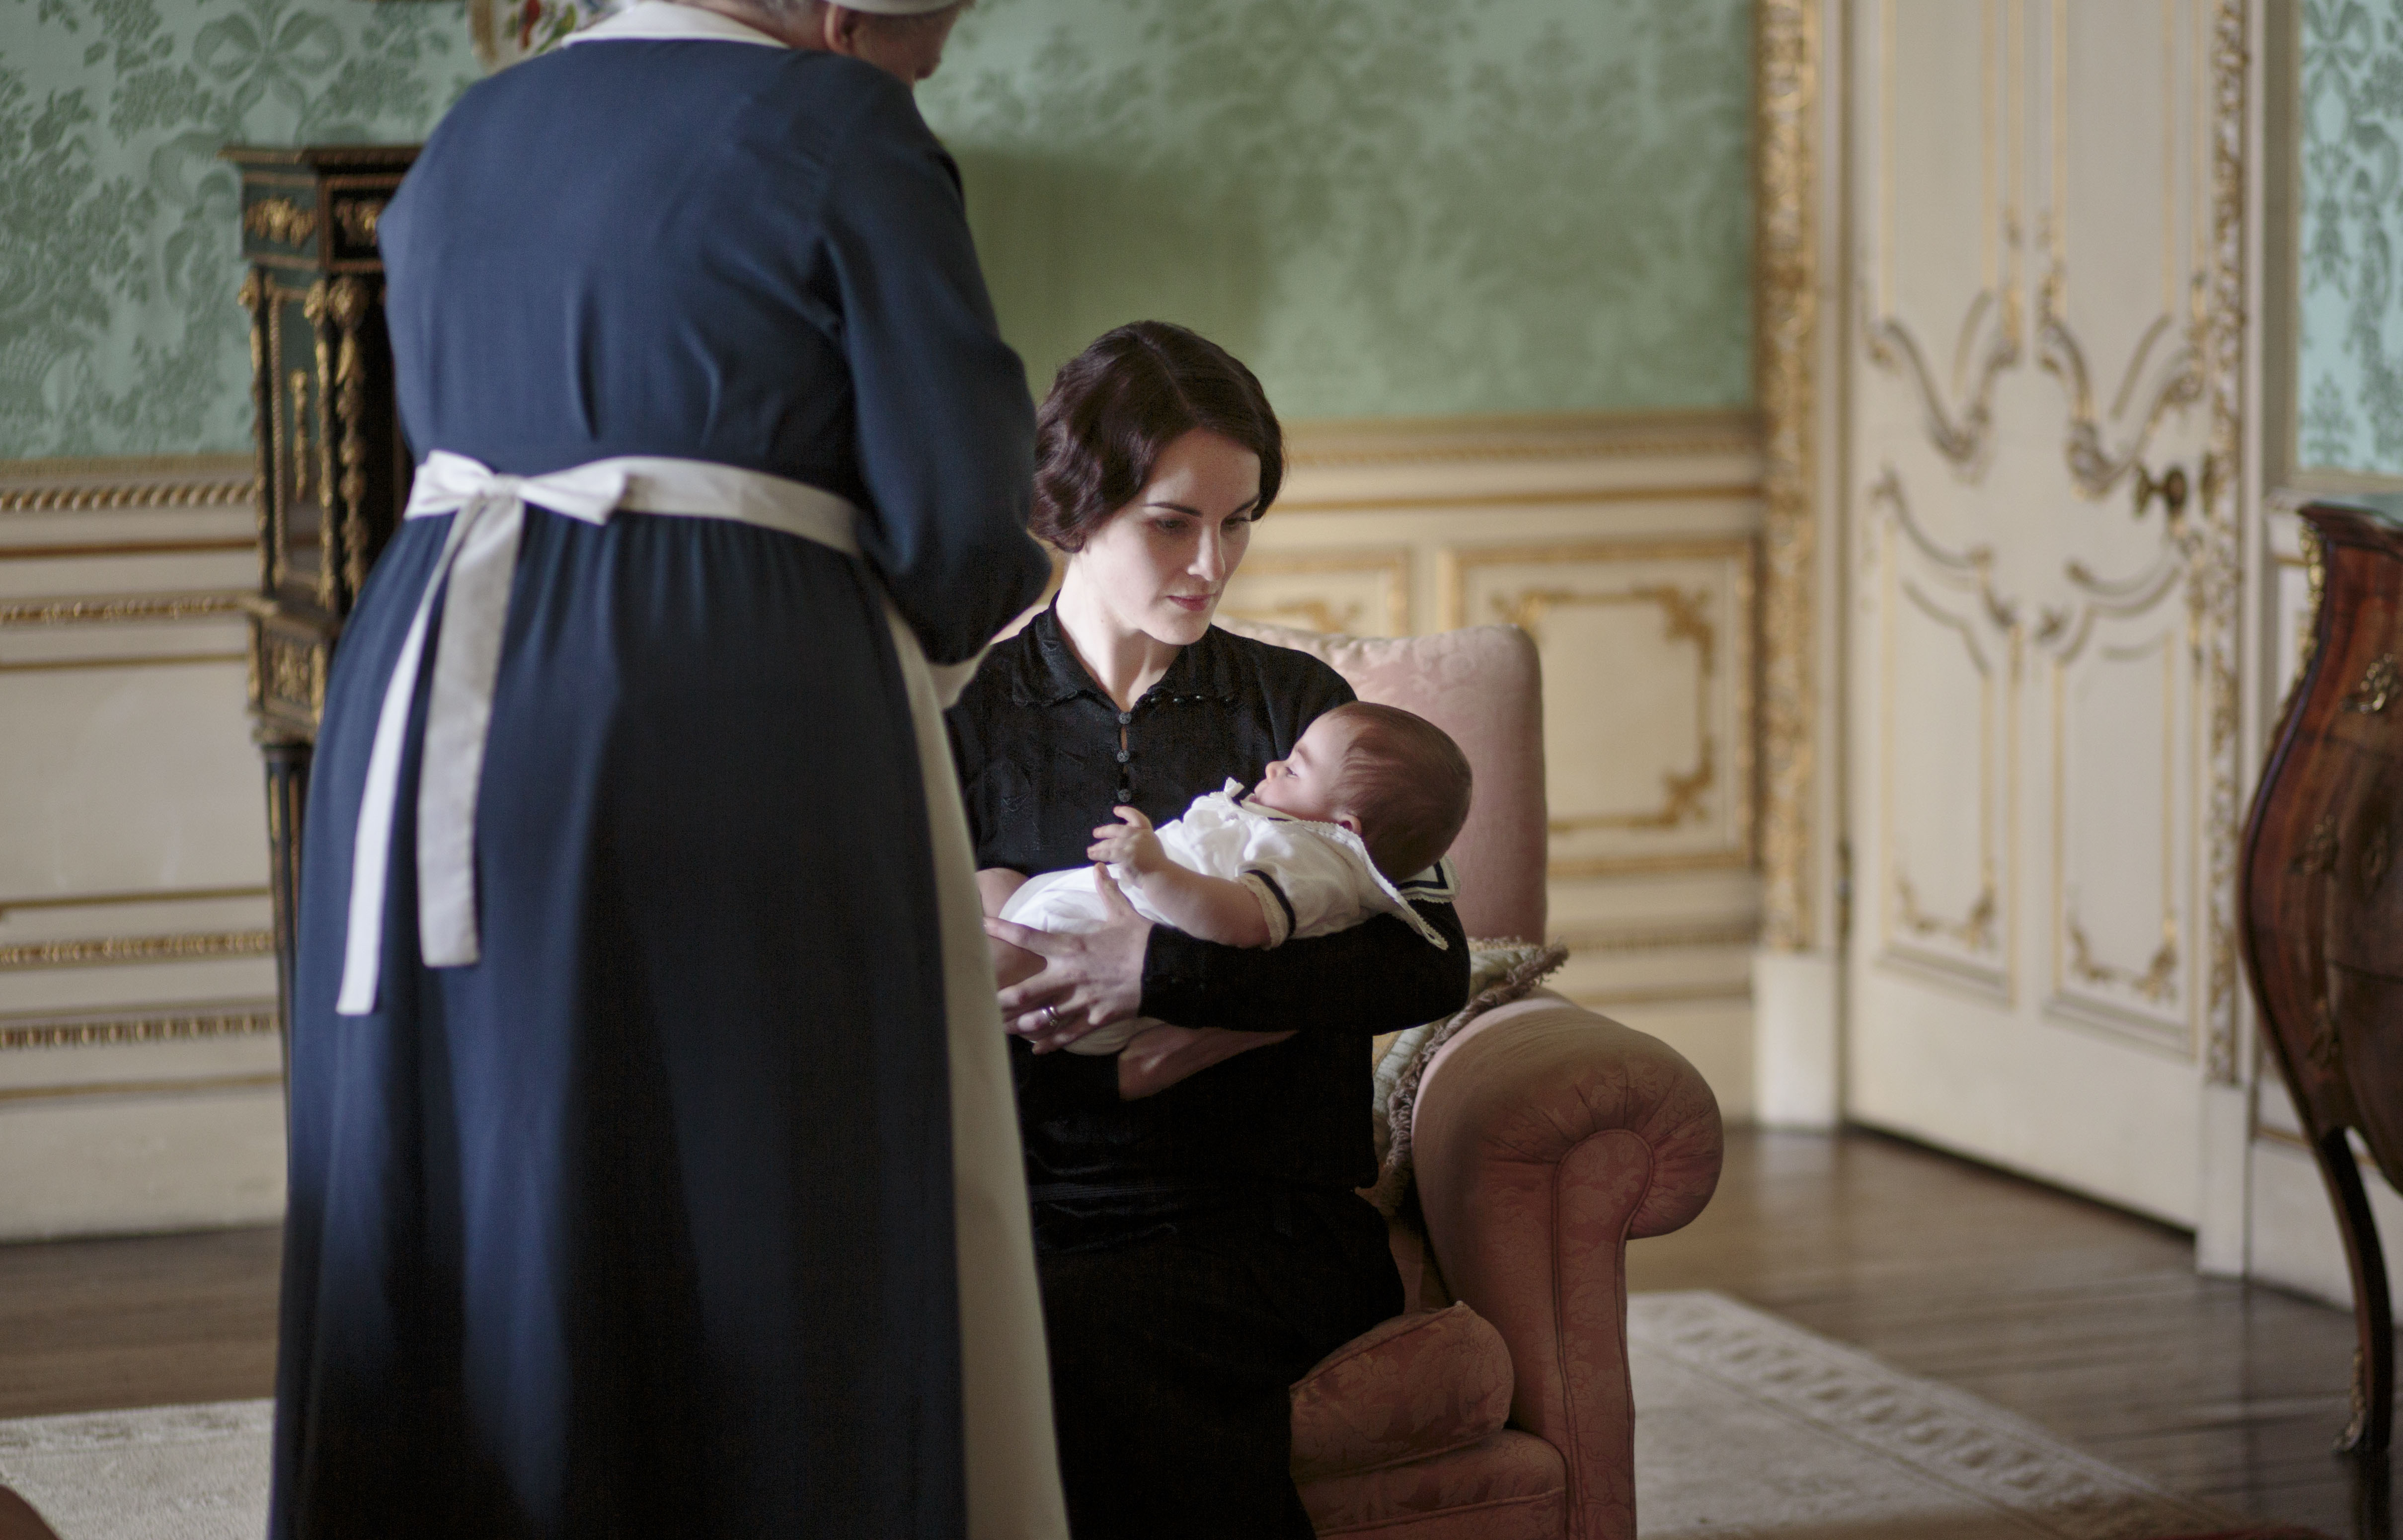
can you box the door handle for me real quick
[2130,461,2187,521]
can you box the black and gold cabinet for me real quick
[222,143,418,1028]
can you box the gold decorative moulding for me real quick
[242,197,317,247]
[333,199,384,246]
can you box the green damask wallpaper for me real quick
[0,0,471,458]
[0,0,1752,460]
[921,0,1754,420]
[2299,0,2403,474]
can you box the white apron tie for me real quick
[335,451,860,1016]
[328,451,1068,1535]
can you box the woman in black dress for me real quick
[949,321,1472,1538]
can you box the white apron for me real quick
[339,447,1066,1539]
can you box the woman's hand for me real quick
[986,864,1151,1052]
[1115,1024,1295,1099]
[1086,807,1164,874]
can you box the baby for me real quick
[998,701,1474,1056]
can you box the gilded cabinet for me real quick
[223,144,418,1025]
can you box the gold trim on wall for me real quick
[1553,919,1764,953]
[0,930,275,972]
[1758,0,1824,952]
[2196,0,2247,1086]
[1862,0,2028,473]
[1443,535,1757,876]
[1218,549,1412,637]
[0,1072,284,1105]
[1284,408,1759,468]
[0,538,252,561]
[0,1001,278,1051]
[1564,983,1756,1009]
[0,592,252,627]
[0,651,247,676]
[1882,574,2010,968]
[0,484,254,515]
[1493,582,1720,834]
[1437,537,1756,629]
[0,885,271,918]
[2049,633,2187,1037]
[1276,482,1760,515]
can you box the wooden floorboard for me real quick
[1626,1127,2389,1540]
[0,1126,2393,1537]
[0,1224,280,1420]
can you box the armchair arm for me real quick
[1409,989,1723,1540]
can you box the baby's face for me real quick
[1248,713,1363,832]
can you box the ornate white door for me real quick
[1844,0,2245,1225]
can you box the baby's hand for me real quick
[1088,807,1164,873]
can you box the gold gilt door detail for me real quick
[1844,0,2245,1225]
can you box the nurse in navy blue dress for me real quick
[269,2,1067,1536]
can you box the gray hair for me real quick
[747,0,967,24]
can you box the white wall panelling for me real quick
[1839,0,2243,1229]
[1244,412,1766,1118]
[0,420,1768,1235]
[0,456,284,1239]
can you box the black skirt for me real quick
[1034,1186,1403,1540]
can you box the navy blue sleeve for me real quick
[820,78,1049,664]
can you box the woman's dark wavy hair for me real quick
[1032,321,1284,551]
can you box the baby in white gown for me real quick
[999,701,1474,1055]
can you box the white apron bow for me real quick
[336,451,859,1015]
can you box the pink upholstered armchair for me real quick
[1222,621,1726,1540]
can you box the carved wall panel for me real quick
[1843,0,2244,1227]
[0,456,282,1238]
[1264,411,1767,1114]
[1877,565,2013,996]
[2049,622,2193,1047]
[1218,549,1410,638]
[1449,540,1754,878]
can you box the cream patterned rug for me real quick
[0,1292,2234,1540]
[1631,1291,2232,1539]
[0,1400,267,1540]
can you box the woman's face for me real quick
[1069,428,1261,649]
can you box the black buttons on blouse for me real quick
[1115,706,1135,802]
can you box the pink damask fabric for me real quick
[1297,1429,1567,1538]
[1289,1303,1513,1480]
[1411,993,1725,1540]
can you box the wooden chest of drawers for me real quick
[2242,493,2403,1457]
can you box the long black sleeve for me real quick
[1140,900,1471,1035]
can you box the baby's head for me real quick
[1249,702,1473,881]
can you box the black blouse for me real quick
[946,608,1472,1206]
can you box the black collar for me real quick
[1008,604,1247,710]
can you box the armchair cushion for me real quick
[1298,1431,1567,1539]
[1289,1303,1513,1479]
